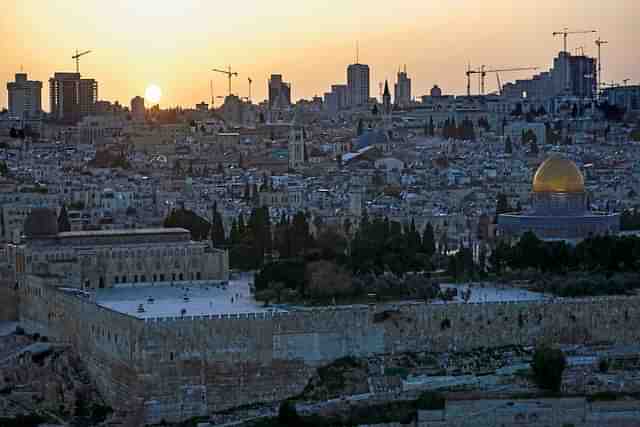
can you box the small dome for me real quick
[24,208,58,238]
[532,156,585,193]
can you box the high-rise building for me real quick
[331,85,348,110]
[502,52,596,100]
[324,84,348,115]
[268,74,291,109]
[6,73,42,119]
[394,67,411,107]
[131,96,145,122]
[49,72,98,123]
[347,63,370,107]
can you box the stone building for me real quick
[9,208,228,290]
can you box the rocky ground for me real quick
[0,330,143,427]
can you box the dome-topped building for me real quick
[498,155,619,241]
[532,156,585,194]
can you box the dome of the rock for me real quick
[532,156,585,194]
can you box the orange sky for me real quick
[1,0,638,110]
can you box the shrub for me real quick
[277,401,300,426]
[598,358,610,373]
[416,391,445,410]
[531,345,566,392]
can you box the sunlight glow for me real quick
[144,84,162,104]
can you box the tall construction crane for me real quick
[72,49,91,74]
[212,66,238,96]
[247,77,253,102]
[552,28,597,53]
[595,37,609,96]
[466,65,483,97]
[466,65,538,96]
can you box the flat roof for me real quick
[57,228,189,238]
[95,274,286,319]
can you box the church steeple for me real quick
[382,80,392,115]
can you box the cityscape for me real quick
[2,2,640,427]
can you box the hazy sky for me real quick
[1,0,638,110]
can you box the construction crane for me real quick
[467,65,538,96]
[247,77,253,102]
[212,66,238,96]
[72,49,91,74]
[552,28,597,53]
[595,37,609,95]
[482,67,538,95]
[466,64,483,96]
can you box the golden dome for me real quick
[532,156,585,193]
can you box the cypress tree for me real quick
[422,222,436,258]
[210,202,226,248]
[58,205,71,233]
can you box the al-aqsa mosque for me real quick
[498,156,620,241]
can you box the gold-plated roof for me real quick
[532,156,585,193]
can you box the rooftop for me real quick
[95,273,285,319]
[57,228,189,238]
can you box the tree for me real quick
[0,161,8,177]
[416,391,445,410]
[210,203,226,248]
[422,222,436,259]
[505,136,513,154]
[164,208,210,241]
[57,205,71,233]
[496,193,511,215]
[278,401,300,426]
[531,345,567,392]
[305,260,353,300]
[243,182,251,200]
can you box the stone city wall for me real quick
[16,286,640,423]
[18,278,144,409]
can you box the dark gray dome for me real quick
[24,208,59,238]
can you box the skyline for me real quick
[1,0,639,110]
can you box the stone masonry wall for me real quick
[17,286,640,424]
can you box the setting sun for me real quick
[144,84,162,104]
